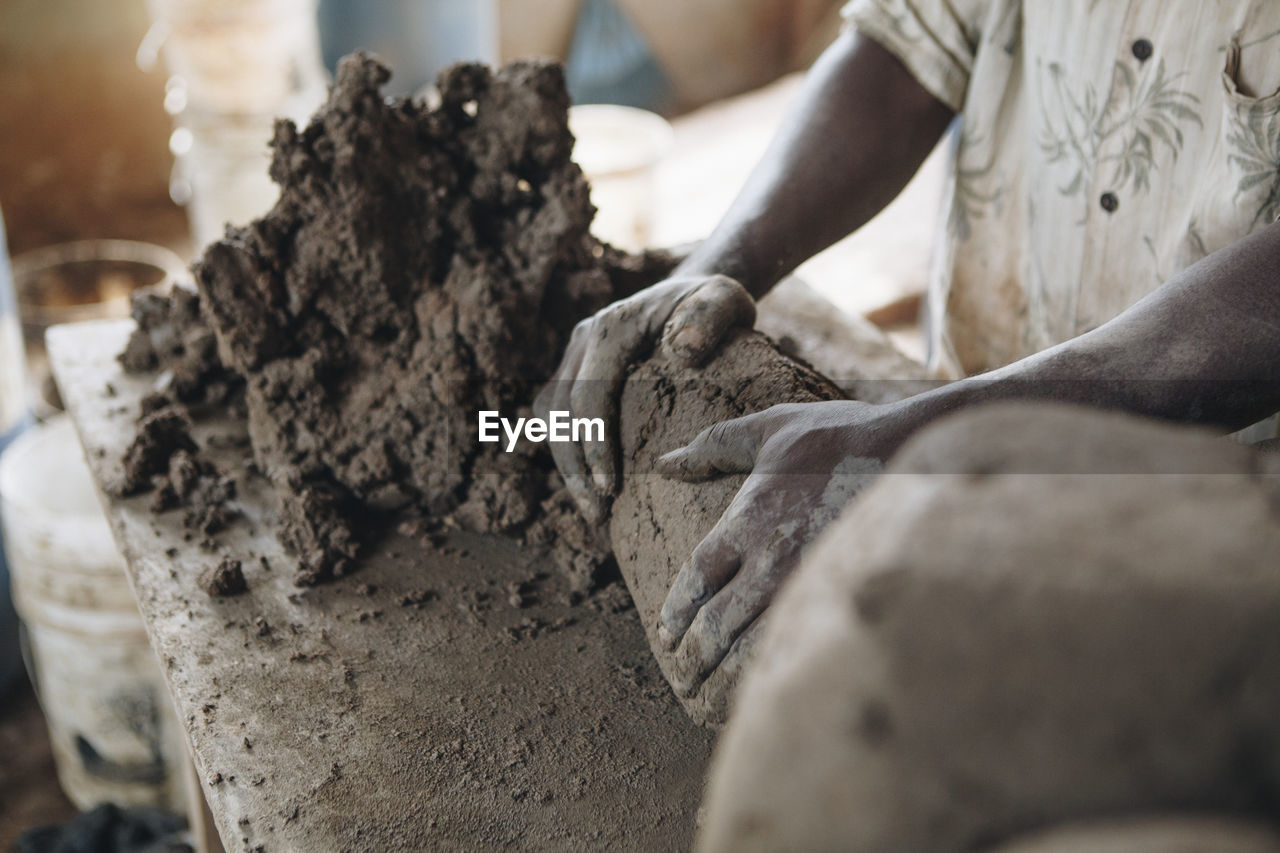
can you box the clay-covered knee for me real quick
[698,404,1280,853]
[987,816,1280,853]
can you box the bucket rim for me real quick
[0,415,106,519]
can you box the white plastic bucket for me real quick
[141,0,329,249]
[569,104,674,251]
[0,201,29,692]
[0,416,187,812]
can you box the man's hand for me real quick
[535,31,954,524]
[535,274,756,522]
[654,400,898,698]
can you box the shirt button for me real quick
[1100,191,1119,213]
[1132,38,1153,61]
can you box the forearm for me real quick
[675,31,954,298]
[891,223,1280,442]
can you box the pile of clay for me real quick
[119,53,674,587]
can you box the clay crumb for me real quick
[139,392,171,416]
[505,615,573,643]
[115,406,198,497]
[398,590,437,609]
[200,557,247,597]
[150,449,240,538]
[289,649,330,663]
[506,580,536,609]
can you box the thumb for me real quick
[657,417,763,482]
[660,275,756,366]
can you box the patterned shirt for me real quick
[845,0,1280,379]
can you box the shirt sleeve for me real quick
[841,0,990,112]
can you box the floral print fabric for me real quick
[845,1,1280,378]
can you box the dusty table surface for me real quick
[49,319,715,852]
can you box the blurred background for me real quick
[0,1,941,849]
[0,0,849,262]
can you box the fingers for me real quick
[659,527,742,647]
[536,326,606,522]
[569,332,627,505]
[547,420,602,521]
[712,614,768,689]
[695,615,769,723]
[657,415,766,482]
[661,275,756,366]
[540,275,752,521]
[669,534,799,698]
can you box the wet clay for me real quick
[189,53,673,585]
[610,331,845,726]
[114,405,198,497]
[116,54,850,726]
[150,449,239,540]
[119,286,241,407]
[119,288,247,558]
[199,557,247,598]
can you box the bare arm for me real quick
[676,30,956,298]
[540,29,955,519]
[892,221,1280,439]
[656,224,1280,695]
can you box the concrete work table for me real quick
[49,320,715,852]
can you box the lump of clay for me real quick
[199,557,247,598]
[150,449,239,538]
[610,330,847,726]
[119,285,241,407]
[698,403,1280,852]
[114,406,198,497]
[190,52,673,584]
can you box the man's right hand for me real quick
[535,274,756,523]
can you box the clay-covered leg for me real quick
[697,402,1280,852]
[987,816,1280,853]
